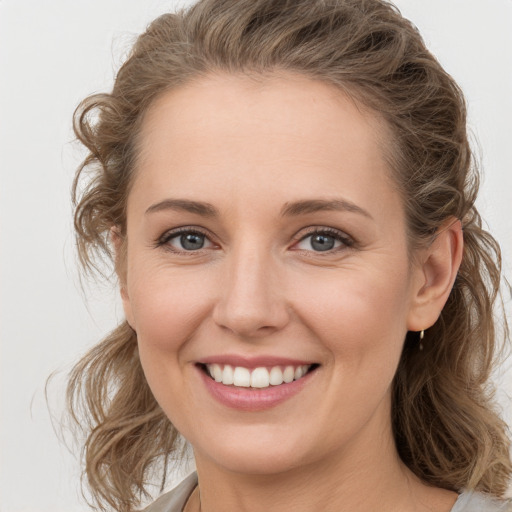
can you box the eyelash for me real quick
[155,226,355,254]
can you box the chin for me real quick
[191,426,328,477]
[203,448,308,476]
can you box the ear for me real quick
[110,226,136,330]
[407,218,463,332]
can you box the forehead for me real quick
[131,72,400,223]
[138,72,389,164]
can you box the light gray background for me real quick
[1,1,511,510]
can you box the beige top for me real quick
[143,472,512,512]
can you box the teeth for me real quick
[233,367,251,387]
[269,366,284,386]
[283,366,295,383]
[222,365,234,385]
[250,367,269,388]
[205,363,312,388]
[212,364,222,382]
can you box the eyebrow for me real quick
[145,197,373,220]
[145,199,218,217]
[280,199,373,219]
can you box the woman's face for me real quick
[121,73,426,475]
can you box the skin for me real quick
[118,73,463,512]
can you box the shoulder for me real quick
[451,491,512,512]
[142,472,198,512]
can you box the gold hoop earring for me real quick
[419,330,425,351]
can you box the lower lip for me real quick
[198,366,315,412]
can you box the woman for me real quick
[67,0,512,511]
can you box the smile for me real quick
[197,358,320,411]
[204,363,313,388]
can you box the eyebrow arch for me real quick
[280,199,373,219]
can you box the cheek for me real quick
[126,265,217,428]
[292,264,410,366]
[126,262,216,356]
[130,274,213,349]
[293,268,410,432]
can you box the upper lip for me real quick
[198,355,316,369]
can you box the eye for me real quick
[159,229,214,252]
[294,229,353,252]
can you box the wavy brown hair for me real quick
[67,0,511,510]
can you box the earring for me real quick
[419,330,425,351]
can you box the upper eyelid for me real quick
[158,225,352,240]
[293,226,354,242]
[159,226,213,242]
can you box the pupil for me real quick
[311,234,335,251]
[181,233,204,250]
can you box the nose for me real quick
[212,247,291,339]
